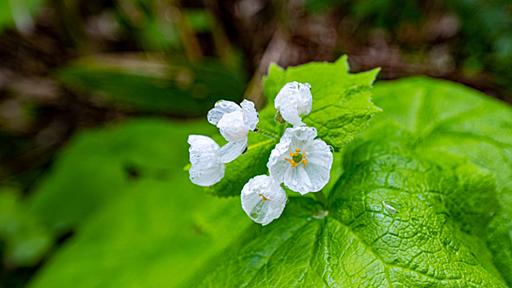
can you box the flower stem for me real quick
[314,191,327,207]
[255,129,279,140]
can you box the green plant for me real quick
[18,59,512,287]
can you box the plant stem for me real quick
[255,129,279,140]
[314,191,327,207]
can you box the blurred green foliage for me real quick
[28,119,214,235]
[17,118,251,287]
[0,0,42,32]
[0,187,50,267]
[30,179,250,288]
[56,56,246,115]
[1,0,512,286]
[306,0,512,91]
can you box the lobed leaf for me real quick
[207,56,381,197]
[263,56,381,149]
[184,77,512,287]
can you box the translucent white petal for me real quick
[241,175,287,225]
[282,126,317,142]
[188,135,224,186]
[266,126,332,194]
[267,135,292,182]
[284,165,313,194]
[306,139,333,167]
[240,99,259,130]
[279,105,303,127]
[219,138,247,163]
[303,139,332,192]
[207,100,241,125]
[217,110,249,142]
[274,82,313,127]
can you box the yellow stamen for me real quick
[258,194,269,201]
[285,148,308,167]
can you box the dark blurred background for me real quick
[0,0,511,286]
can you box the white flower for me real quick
[267,126,333,195]
[241,175,287,225]
[188,135,224,187]
[274,81,312,126]
[207,99,259,163]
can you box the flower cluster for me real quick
[188,81,333,225]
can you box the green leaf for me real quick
[186,146,506,287]
[28,119,214,235]
[26,118,254,287]
[29,178,251,288]
[369,77,512,285]
[26,75,512,286]
[184,77,511,287]
[56,55,246,115]
[0,187,51,266]
[263,56,381,149]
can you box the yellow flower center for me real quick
[285,148,308,167]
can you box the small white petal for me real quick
[240,99,259,130]
[284,165,312,195]
[303,140,333,192]
[280,105,304,127]
[207,100,241,126]
[282,126,317,142]
[241,175,287,225]
[267,136,292,182]
[267,126,332,194]
[274,82,313,126]
[219,138,247,163]
[188,135,224,186]
[217,110,249,142]
[207,99,258,162]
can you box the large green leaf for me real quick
[29,177,251,288]
[183,77,511,287]
[26,118,254,287]
[186,141,506,287]
[263,56,381,149]
[27,75,512,287]
[369,77,512,285]
[56,55,246,115]
[207,56,380,197]
[0,187,50,266]
[28,119,213,235]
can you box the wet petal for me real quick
[284,166,313,194]
[267,126,332,194]
[282,126,317,142]
[188,135,224,186]
[241,99,259,130]
[207,100,241,126]
[267,135,292,182]
[274,82,313,127]
[304,139,332,191]
[219,138,247,163]
[241,175,287,225]
[279,105,303,127]
[217,110,249,142]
